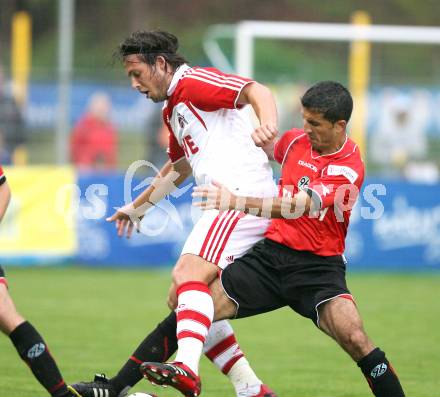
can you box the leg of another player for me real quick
[0,283,74,397]
[208,278,275,397]
[73,279,273,397]
[211,276,238,321]
[318,297,405,396]
[171,261,274,396]
[140,255,217,396]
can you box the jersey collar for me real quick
[167,64,191,97]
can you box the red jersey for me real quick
[0,166,5,185]
[265,128,365,256]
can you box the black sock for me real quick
[357,347,405,397]
[9,321,71,397]
[110,311,178,393]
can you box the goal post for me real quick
[204,17,440,160]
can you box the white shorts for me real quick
[181,209,270,269]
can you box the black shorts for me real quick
[221,238,351,326]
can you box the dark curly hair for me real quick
[116,30,187,71]
[301,81,353,123]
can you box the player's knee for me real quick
[340,327,369,351]
[171,262,187,285]
[172,256,216,285]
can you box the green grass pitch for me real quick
[1,267,439,396]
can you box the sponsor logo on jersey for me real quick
[371,363,388,378]
[327,164,358,184]
[298,159,318,172]
[27,343,46,359]
[177,112,188,129]
[225,255,235,263]
[298,176,310,189]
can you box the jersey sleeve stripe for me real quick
[192,73,243,89]
[184,75,241,91]
[185,72,243,89]
[191,68,249,86]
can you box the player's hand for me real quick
[106,203,143,238]
[251,123,278,148]
[192,182,237,211]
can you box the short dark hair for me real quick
[301,81,353,123]
[116,30,187,71]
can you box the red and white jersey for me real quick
[0,166,5,185]
[265,128,365,256]
[163,64,276,197]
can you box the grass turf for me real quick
[0,267,438,396]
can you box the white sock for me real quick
[228,357,262,394]
[175,281,214,375]
[175,337,204,375]
[203,320,261,393]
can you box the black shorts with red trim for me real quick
[221,238,351,326]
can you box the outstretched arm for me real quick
[107,158,192,237]
[193,182,313,219]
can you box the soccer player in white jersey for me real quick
[71,30,278,397]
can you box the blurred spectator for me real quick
[151,121,170,166]
[144,102,169,168]
[370,89,436,180]
[0,132,12,165]
[70,92,118,170]
[0,66,26,164]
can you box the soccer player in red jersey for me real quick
[193,81,405,396]
[72,30,277,397]
[0,167,80,397]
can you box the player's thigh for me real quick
[283,252,351,325]
[210,278,237,321]
[221,240,285,319]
